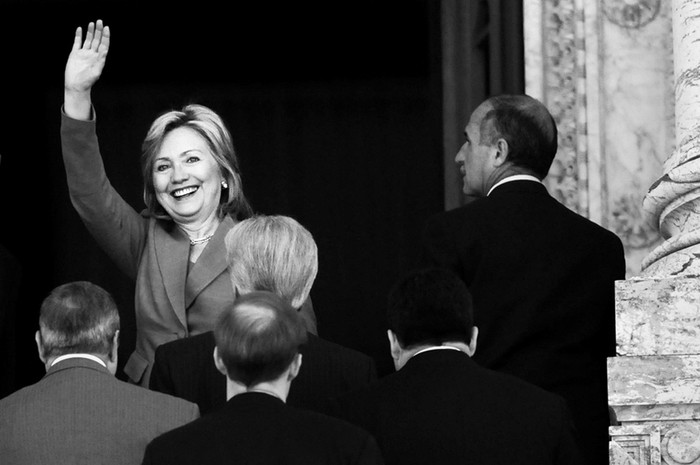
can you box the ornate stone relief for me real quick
[612,192,659,250]
[602,0,661,29]
[541,0,584,216]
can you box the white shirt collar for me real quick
[410,345,462,360]
[51,353,107,368]
[487,174,541,196]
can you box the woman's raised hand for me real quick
[64,20,110,120]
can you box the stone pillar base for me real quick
[609,275,700,464]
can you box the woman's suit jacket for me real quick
[60,112,315,386]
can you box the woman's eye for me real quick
[155,164,169,172]
[187,156,200,163]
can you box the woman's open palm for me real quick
[64,19,110,93]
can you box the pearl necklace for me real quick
[189,233,215,246]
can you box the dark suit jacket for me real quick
[0,358,199,465]
[149,330,377,415]
[142,392,384,465]
[420,180,626,464]
[330,349,584,465]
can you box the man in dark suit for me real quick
[330,267,584,465]
[142,291,383,464]
[0,281,199,465]
[420,94,626,464]
[149,215,377,415]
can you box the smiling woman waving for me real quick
[60,19,316,387]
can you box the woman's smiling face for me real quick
[152,127,223,224]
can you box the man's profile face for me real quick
[455,102,496,197]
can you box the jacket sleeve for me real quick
[60,109,148,280]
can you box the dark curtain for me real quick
[0,0,524,392]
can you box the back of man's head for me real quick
[481,94,558,179]
[225,215,318,309]
[387,268,474,349]
[214,291,308,387]
[38,281,120,360]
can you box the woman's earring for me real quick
[221,180,228,189]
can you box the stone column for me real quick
[641,0,700,278]
[608,1,700,465]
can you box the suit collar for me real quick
[487,179,549,197]
[155,220,190,327]
[51,353,106,368]
[403,348,475,371]
[487,175,541,196]
[45,357,112,378]
[224,391,286,413]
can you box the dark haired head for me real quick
[214,291,307,387]
[387,268,474,349]
[480,94,558,179]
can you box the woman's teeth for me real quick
[172,186,198,198]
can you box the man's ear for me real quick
[213,346,228,376]
[492,138,509,167]
[466,326,479,357]
[387,330,402,362]
[35,330,46,365]
[288,353,302,382]
[109,330,120,363]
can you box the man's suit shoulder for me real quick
[120,376,199,409]
[307,334,376,373]
[144,396,381,465]
[154,331,214,362]
[83,365,201,421]
[425,185,624,244]
[336,353,569,416]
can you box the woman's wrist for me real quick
[64,88,93,121]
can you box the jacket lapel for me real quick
[155,220,190,328]
[185,216,234,309]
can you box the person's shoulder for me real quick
[430,198,487,220]
[143,410,207,453]
[475,364,567,410]
[156,331,215,357]
[330,367,393,410]
[305,334,378,382]
[289,403,375,438]
[118,377,199,411]
[307,334,373,364]
[558,201,625,245]
[0,382,38,411]
[422,199,489,238]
